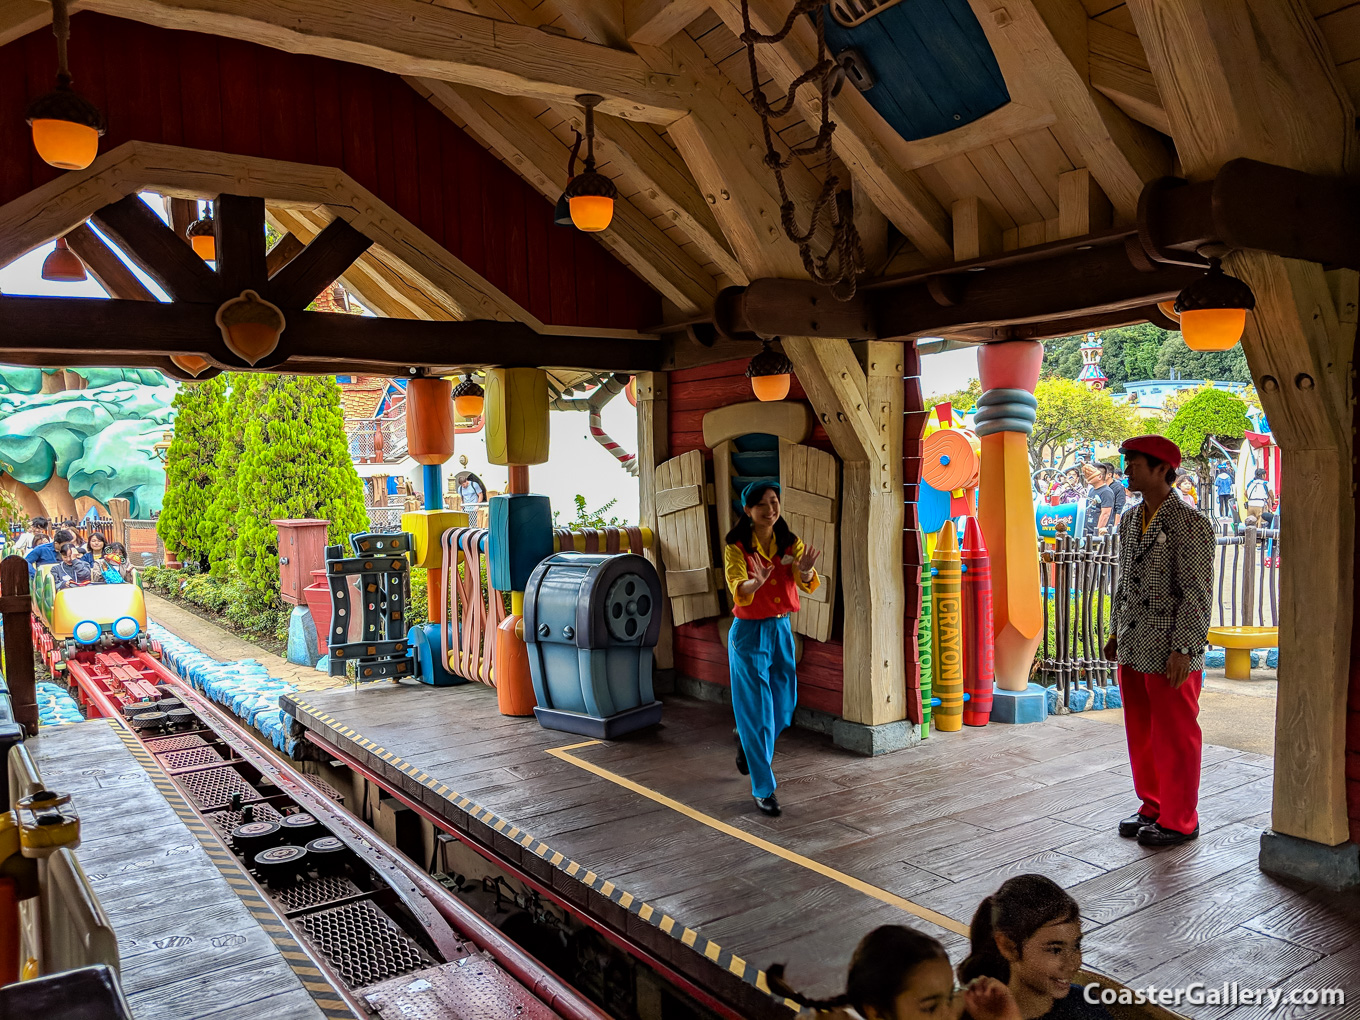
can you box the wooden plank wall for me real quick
[668,358,843,717]
[0,13,659,332]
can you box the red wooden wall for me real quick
[668,359,844,717]
[0,13,659,332]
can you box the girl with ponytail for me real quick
[768,925,1018,1020]
[959,875,1109,1019]
[722,481,820,817]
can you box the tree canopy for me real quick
[1029,378,1142,470]
[1164,387,1250,465]
[157,375,227,570]
[1041,324,1250,390]
[925,378,982,413]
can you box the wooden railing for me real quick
[1037,532,1120,710]
[1214,520,1280,628]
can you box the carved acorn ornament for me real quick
[215,289,286,366]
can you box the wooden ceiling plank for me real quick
[966,0,1171,221]
[0,0,53,47]
[265,216,374,309]
[416,78,717,314]
[90,193,220,302]
[83,0,691,124]
[63,222,157,302]
[625,0,709,47]
[708,0,954,262]
[1090,54,1171,135]
[992,137,1060,218]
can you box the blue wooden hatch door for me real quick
[822,0,1010,142]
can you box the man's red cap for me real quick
[1120,434,1182,470]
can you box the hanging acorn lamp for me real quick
[562,96,617,232]
[746,339,793,402]
[187,203,217,261]
[41,237,87,282]
[451,373,485,418]
[26,0,106,171]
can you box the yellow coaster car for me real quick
[32,565,151,669]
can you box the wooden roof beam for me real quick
[966,0,1170,220]
[625,0,708,47]
[709,0,953,263]
[90,194,220,302]
[63,222,157,302]
[0,295,664,372]
[83,0,692,123]
[0,0,54,47]
[1088,19,1169,135]
[414,77,718,315]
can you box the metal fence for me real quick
[1038,532,1120,709]
[365,506,405,534]
[346,413,407,464]
[1214,520,1280,627]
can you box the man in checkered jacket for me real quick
[1103,435,1215,847]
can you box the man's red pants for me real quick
[1118,665,1203,834]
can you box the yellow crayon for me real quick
[930,520,963,732]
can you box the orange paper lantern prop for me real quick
[406,376,457,466]
[215,289,286,366]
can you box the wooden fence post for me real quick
[1,555,36,735]
[1241,518,1257,628]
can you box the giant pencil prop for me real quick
[929,521,963,732]
[975,341,1044,691]
[960,517,995,725]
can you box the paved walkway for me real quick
[144,592,347,694]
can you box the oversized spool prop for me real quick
[929,521,963,732]
[404,376,468,686]
[975,341,1044,693]
[485,368,553,717]
[922,425,980,520]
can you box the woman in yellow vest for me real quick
[723,482,821,816]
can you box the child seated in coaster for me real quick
[768,925,1019,1020]
[960,875,1110,1019]
[51,541,93,590]
[94,541,128,584]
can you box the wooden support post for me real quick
[783,338,905,729]
[952,196,1003,262]
[635,372,673,671]
[1127,0,1356,851]
[1,556,36,735]
[1057,168,1112,239]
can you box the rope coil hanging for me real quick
[739,0,865,300]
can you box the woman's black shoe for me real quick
[754,794,780,817]
[734,732,749,775]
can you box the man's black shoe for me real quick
[734,731,749,775]
[1137,823,1199,847]
[754,794,780,817]
[1118,812,1157,838]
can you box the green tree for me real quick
[233,375,368,594]
[925,378,982,413]
[1164,387,1250,473]
[157,375,227,570]
[1030,378,1142,471]
[1042,324,1176,389]
[200,373,271,575]
[1154,337,1251,382]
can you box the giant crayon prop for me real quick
[960,517,995,725]
[930,521,963,732]
[919,561,934,738]
[975,341,1044,691]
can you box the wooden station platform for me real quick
[27,719,346,1020]
[281,683,1360,1020]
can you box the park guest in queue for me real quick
[960,875,1110,1020]
[722,482,820,817]
[769,925,1020,1020]
[1104,435,1214,847]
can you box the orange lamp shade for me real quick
[751,373,791,402]
[454,393,485,418]
[406,377,456,466]
[569,195,614,232]
[41,237,86,282]
[30,118,100,171]
[191,234,216,261]
[1179,307,1246,352]
[1156,300,1180,323]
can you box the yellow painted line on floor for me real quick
[547,740,968,936]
